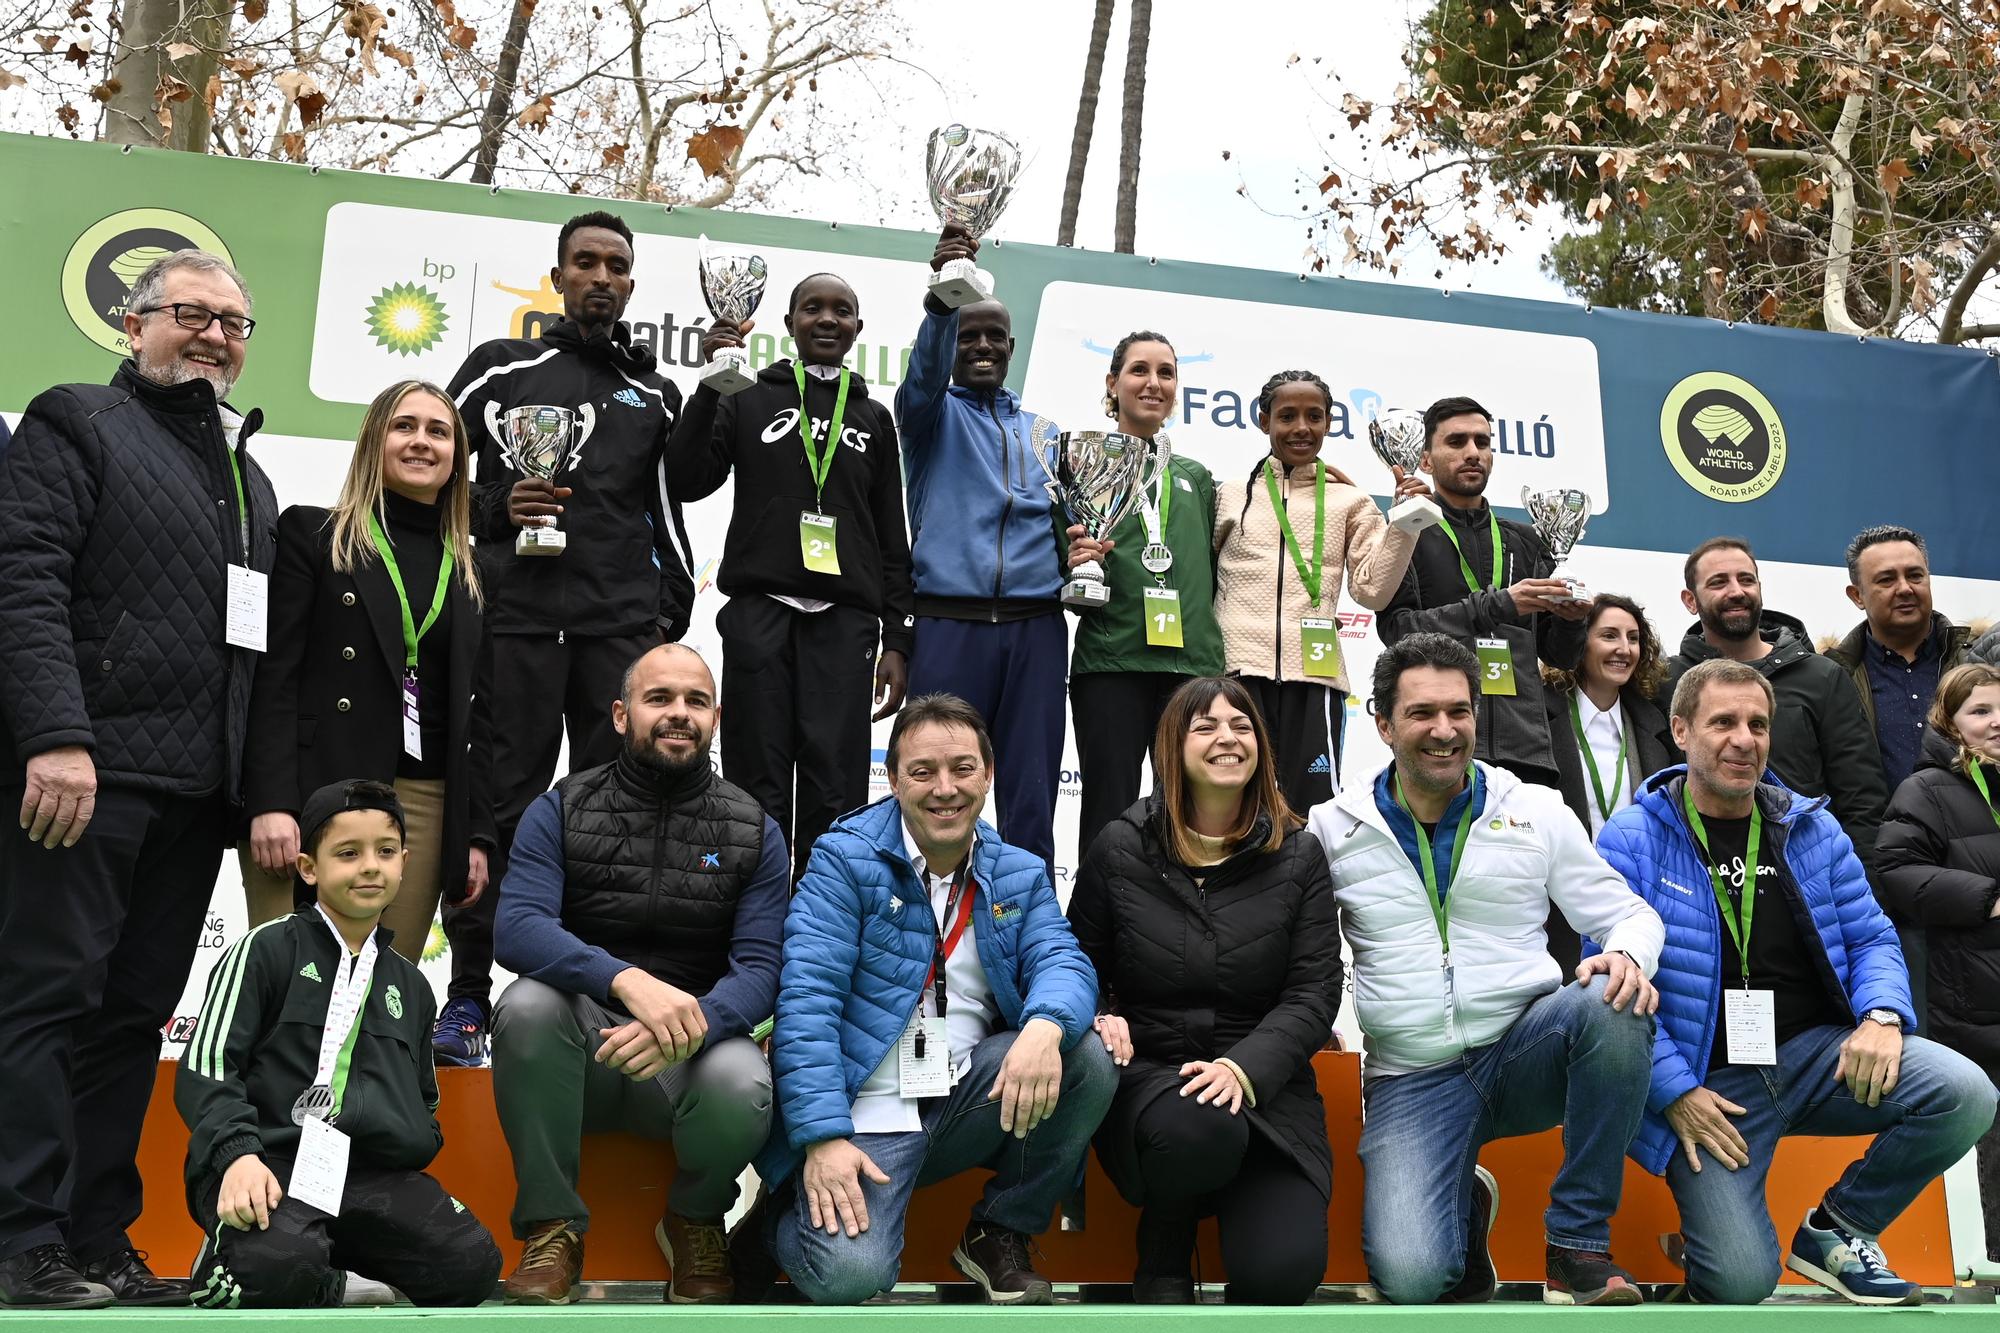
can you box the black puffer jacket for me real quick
[551,751,765,995]
[1876,729,2000,1074]
[1377,499,1584,782]
[1068,795,1342,1202]
[1662,609,1889,876]
[0,363,277,805]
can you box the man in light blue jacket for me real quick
[746,693,1112,1305]
[1598,658,1995,1306]
[895,227,1066,871]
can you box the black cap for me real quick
[298,779,406,858]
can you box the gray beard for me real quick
[139,350,236,400]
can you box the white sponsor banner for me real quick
[1020,280,1609,514]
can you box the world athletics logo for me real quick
[364,281,450,356]
[1658,371,1786,503]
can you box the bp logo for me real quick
[365,282,450,356]
[385,984,404,1020]
[1659,372,1786,503]
[62,208,234,357]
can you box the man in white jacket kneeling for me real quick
[1309,631,1664,1307]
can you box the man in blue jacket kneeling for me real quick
[1599,658,1996,1306]
[748,693,1113,1305]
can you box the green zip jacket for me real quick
[174,909,444,1200]
[1066,454,1224,677]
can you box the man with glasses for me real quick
[0,251,276,1308]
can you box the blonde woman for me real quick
[240,380,490,959]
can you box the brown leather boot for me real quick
[502,1221,584,1305]
[655,1211,732,1304]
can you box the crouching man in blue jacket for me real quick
[744,693,1114,1305]
[1598,658,1996,1306]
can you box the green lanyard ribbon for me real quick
[1263,458,1326,606]
[1393,773,1475,954]
[1969,764,2000,832]
[793,363,852,513]
[1683,787,1760,988]
[226,443,249,555]
[1436,506,1504,593]
[1569,693,1630,822]
[366,510,454,671]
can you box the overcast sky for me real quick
[785,0,1570,302]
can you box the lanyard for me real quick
[922,863,977,1021]
[365,511,454,671]
[1139,468,1172,545]
[793,363,852,513]
[226,445,249,555]
[309,905,379,1120]
[1436,506,1504,593]
[1393,774,1474,954]
[1569,693,1629,821]
[1264,458,1326,606]
[1682,788,1760,988]
[1969,764,2000,832]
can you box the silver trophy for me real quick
[1367,407,1442,534]
[1521,486,1593,602]
[1035,430,1172,608]
[696,234,767,396]
[926,124,1023,307]
[504,405,579,556]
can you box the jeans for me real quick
[1358,975,1653,1304]
[1668,1025,1997,1305]
[768,1028,1117,1305]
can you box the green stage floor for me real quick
[7,1296,1997,1329]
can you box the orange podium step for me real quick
[130,1052,1954,1286]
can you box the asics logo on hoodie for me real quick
[759,406,870,453]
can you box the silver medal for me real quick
[1140,543,1174,574]
[291,1084,334,1125]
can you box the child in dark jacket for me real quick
[176,780,499,1308]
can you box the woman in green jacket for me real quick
[1063,330,1224,864]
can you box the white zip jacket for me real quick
[1308,759,1664,1078]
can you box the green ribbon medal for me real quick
[1569,693,1630,822]
[1393,772,1475,954]
[1683,786,1761,988]
[1436,506,1504,593]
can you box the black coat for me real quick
[0,362,277,806]
[243,505,492,900]
[1542,683,1676,830]
[1377,499,1584,782]
[1876,729,2000,1075]
[1068,795,1342,1203]
[1662,609,1889,877]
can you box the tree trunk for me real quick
[1113,0,1150,254]
[470,0,537,185]
[1056,0,1115,248]
[104,0,233,151]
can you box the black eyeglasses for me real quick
[139,303,257,341]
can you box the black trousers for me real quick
[1113,1081,1327,1304]
[0,785,228,1262]
[718,597,877,881]
[1237,676,1343,814]
[445,628,654,1006]
[1070,671,1191,866]
[189,1160,499,1308]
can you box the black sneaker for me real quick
[79,1248,188,1306]
[432,996,489,1067]
[1545,1243,1643,1306]
[1441,1165,1498,1303]
[726,1191,780,1305]
[951,1222,1053,1305]
[1133,1205,1198,1304]
[0,1244,115,1309]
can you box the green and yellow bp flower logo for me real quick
[365,282,449,356]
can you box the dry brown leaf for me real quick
[34,33,58,51]
[517,93,553,129]
[601,142,627,167]
[686,122,745,178]
[243,0,266,20]
[204,73,222,111]
[1757,291,1780,322]
[156,73,192,104]
[63,39,92,65]
[165,41,199,62]
[341,2,388,73]
[280,130,306,161]
[224,56,261,76]
[56,102,80,132]
[448,20,477,49]
[380,42,414,69]
[0,68,26,91]
[1877,157,1914,200]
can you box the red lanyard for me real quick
[923,866,977,1018]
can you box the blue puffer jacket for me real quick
[1595,766,1914,1175]
[894,305,1064,605]
[757,796,1099,1186]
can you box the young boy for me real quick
[175,779,500,1308]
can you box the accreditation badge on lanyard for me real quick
[795,364,851,576]
[366,511,454,761]
[900,866,974,1099]
[1684,789,1776,1065]
[223,443,268,651]
[1137,472,1182,648]
[1265,458,1340,677]
[288,906,380,1214]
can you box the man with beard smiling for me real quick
[438,211,698,1067]
[1378,396,1589,788]
[1309,632,1662,1307]
[891,225,1066,872]
[1661,539,1888,884]
[487,644,783,1305]
[0,250,277,1308]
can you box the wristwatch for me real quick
[1863,1009,1904,1029]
